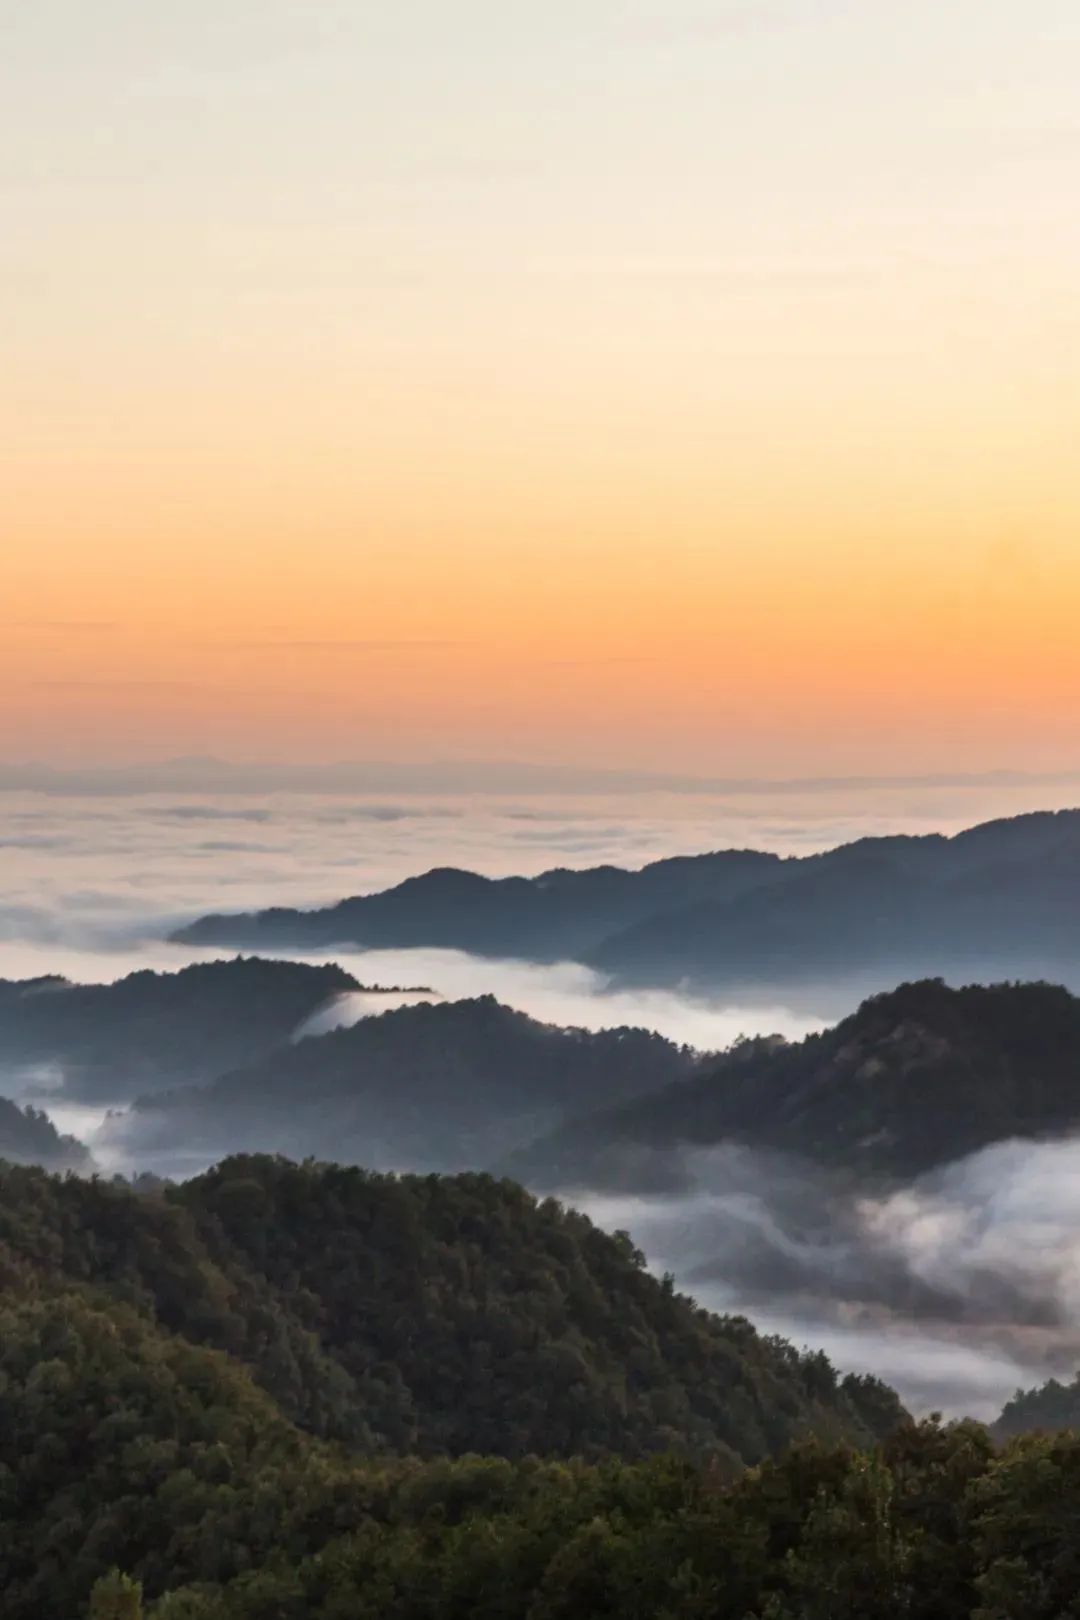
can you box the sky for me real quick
[5,1,1080,777]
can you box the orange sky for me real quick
[4,1,1080,777]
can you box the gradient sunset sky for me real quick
[5,1,1079,777]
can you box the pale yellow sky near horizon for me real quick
[4,1,1079,774]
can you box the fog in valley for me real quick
[575,1136,1080,1421]
[5,778,1080,1423]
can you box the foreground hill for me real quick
[508,979,1080,1188]
[0,957,358,1101]
[5,1154,1078,1620]
[104,995,700,1173]
[22,1393,1080,1620]
[0,1155,898,1467]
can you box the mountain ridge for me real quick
[0,1096,92,1172]
[505,977,1080,1188]
[0,1153,899,1465]
[0,956,361,1102]
[103,993,704,1174]
[172,809,1080,997]
[174,847,784,960]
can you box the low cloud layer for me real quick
[7,784,1080,1423]
[73,1100,1080,1420]
[6,779,1078,985]
[577,1137,1080,1420]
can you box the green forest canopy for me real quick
[1,1153,1078,1618]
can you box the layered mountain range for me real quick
[506,977,1080,1189]
[105,993,699,1174]
[172,809,1080,1000]
[11,962,1080,1199]
[103,974,1080,1189]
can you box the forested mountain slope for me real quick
[993,1372,1080,1441]
[508,979,1080,1187]
[3,1321,1051,1620]
[105,995,700,1172]
[8,1156,1080,1620]
[0,957,358,1100]
[0,1095,91,1171]
[0,1154,899,1469]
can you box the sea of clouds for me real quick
[577,1136,1080,1421]
[4,773,1073,974]
[4,776,1080,1419]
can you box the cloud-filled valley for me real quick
[6,784,1080,1428]
[577,1136,1080,1420]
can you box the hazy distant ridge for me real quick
[0,957,358,1102]
[104,994,702,1174]
[175,809,1080,995]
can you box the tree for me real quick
[89,1570,143,1620]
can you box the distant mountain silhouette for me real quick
[105,995,701,1173]
[506,979,1080,1188]
[173,811,1080,997]
[173,850,784,958]
[0,957,359,1102]
[588,812,1080,992]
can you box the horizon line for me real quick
[3,756,1080,799]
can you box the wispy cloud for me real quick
[542,656,657,669]
[535,255,883,288]
[28,680,211,693]
[225,639,468,653]
[154,806,274,824]
[3,757,1080,802]
[11,621,119,633]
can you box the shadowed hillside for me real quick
[173,848,784,958]
[0,957,359,1101]
[172,811,1080,1001]
[0,1154,898,1470]
[104,995,703,1175]
[0,1096,91,1171]
[507,979,1080,1188]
